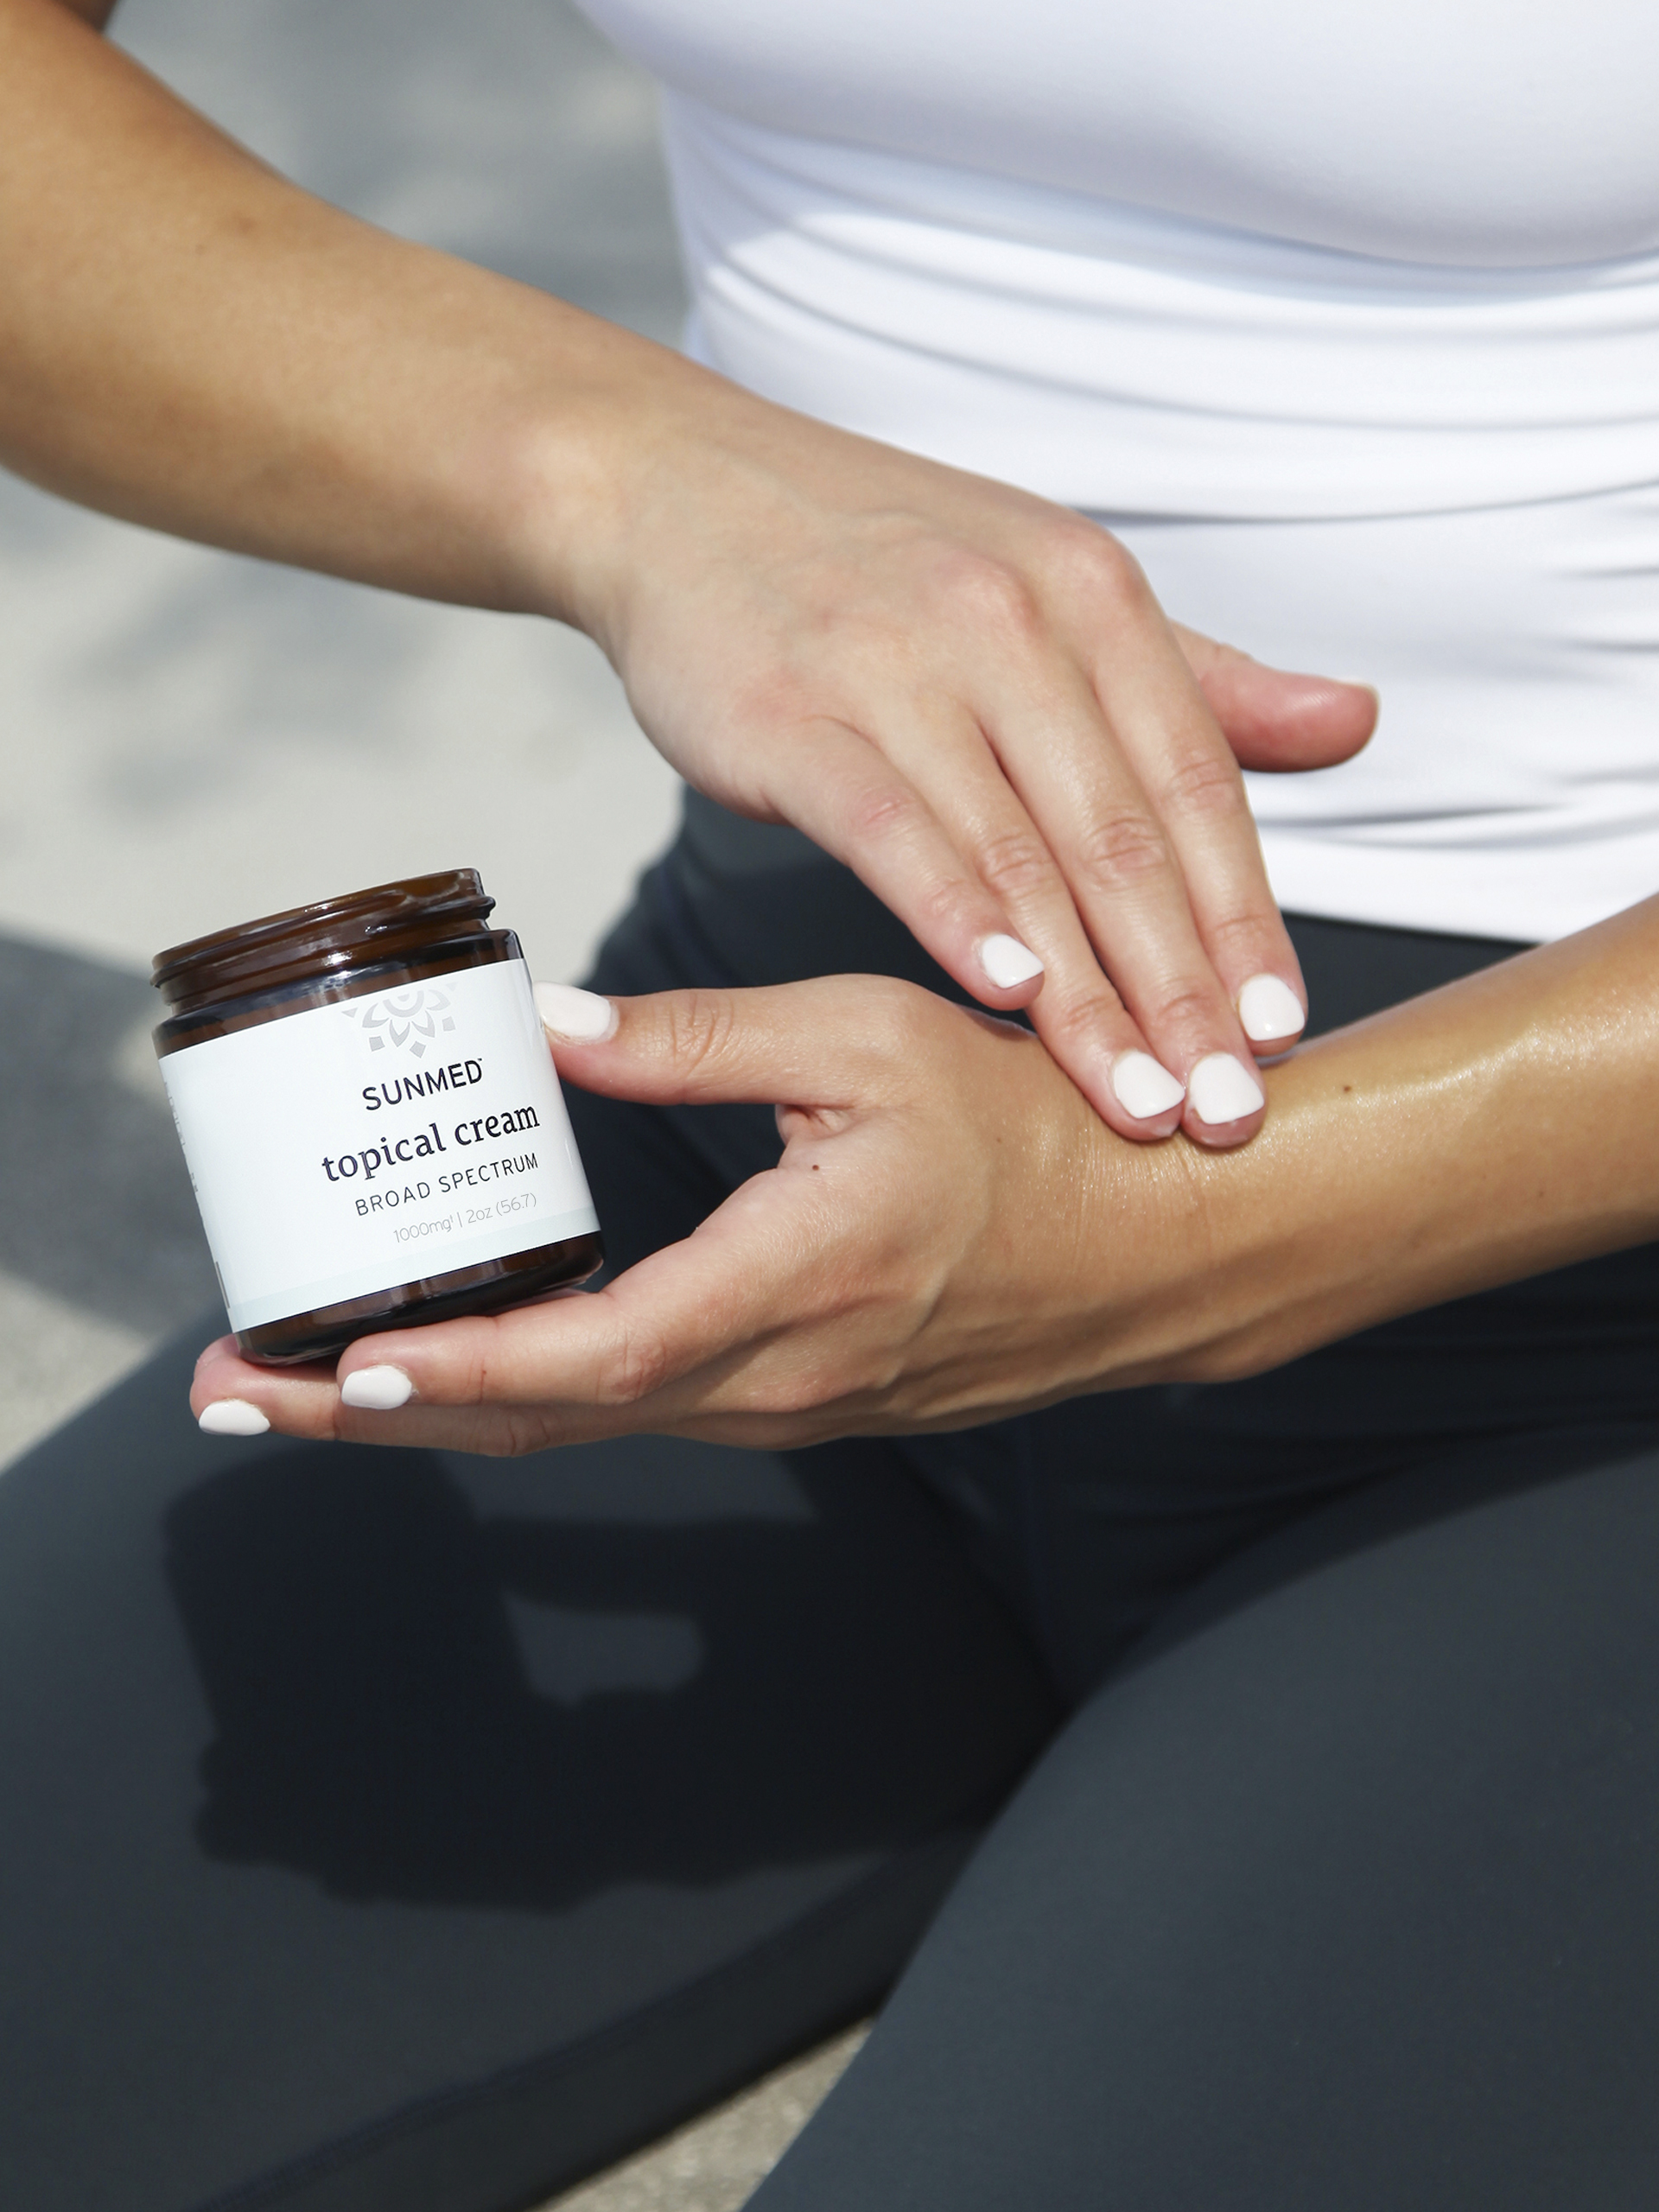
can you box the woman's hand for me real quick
[193,897,1659,1454]
[5,0,1373,1151]
[192,976,1211,1454]
[543,376,1377,1149]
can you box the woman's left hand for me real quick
[193,893,1659,1451]
[192,976,1211,1453]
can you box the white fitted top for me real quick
[576,0,1659,940]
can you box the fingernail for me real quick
[976,933,1045,989]
[1188,1052,1267,1124]
[340,1364,415,1411]
[533,982,619,1041]
[1110,1050,1186,1120]
[198,1399,270,1437]
[1237,973,1306,1044]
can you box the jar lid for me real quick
[152,870,497,1013]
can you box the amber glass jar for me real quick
[153,871,603,1364]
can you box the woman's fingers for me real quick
[957,677,1268,1142]
[189,1211,797,1452]
[873,543,1268,1142]
[191,980,942,1449]
[740,545,1328,1147]
[602,394,1377,1146]
[1170,623,1380,772]
[194,1171,883,1457]
[535,973,908,1107]
[765,713,1188,1140]
[772,696,1270,1146]
[1071,582,1313,1058]
[749,717,1047,1014]
[339,1172,844,1436]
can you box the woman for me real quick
[3,0,1658,2206]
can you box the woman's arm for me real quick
[1,0,1378,1149]
[192,896,1659,1452]
[1190,891,1659,1378]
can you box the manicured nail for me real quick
[976,933,1045,989]
[1110,1050,1186,1120]
[1237,973,1306,1044]
[533,982,619,1042]
[198,1399,270,1437]
[340,1364,415,1411]
[1188,1052,1267,1124]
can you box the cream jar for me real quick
[152,870,602,1363]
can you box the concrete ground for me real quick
[545,2031,869,2212]
[0,0,855,2200]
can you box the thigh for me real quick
[1,836,1085,2209]
[0,1059,1058,2212]
[748,1427,1659,2211]
[592,804,1659,1702]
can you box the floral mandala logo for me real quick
[343,986,456,1059]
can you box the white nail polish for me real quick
[340,1365,415,1411]
[976,933,1045,989]
[198,1400,270,1437]
[532,982,619,1042]
[1237,973,1306,1044]
[1188,1052,1267,1124]
[1110,1051,1186,1120]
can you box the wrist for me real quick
[1167,902,1659,1382]
[492,316,763,651]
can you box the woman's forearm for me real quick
[0,0,691,628]
[1176,895,1659,1380]
[0,0,1395,1155]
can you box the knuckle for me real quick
[754,1370,836,1421]
[1040,982,1127,1053]
[1144,979,1224,1036]
[1067,524,1145,601]
[973,824,1055,904]
[497,1408,560,1459]
[1158,745,1249,823]
[1205,906,1281,963]
[665,988,739,1081]
[1071,808,1173,896]
[594,1317,672,1408]
[912,870,974,933]
[945,553,1045,646]
[859,974,932,1066]
[846,779,923,847]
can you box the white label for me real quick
[161,957,599,1332]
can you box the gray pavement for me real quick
[0,1,851,2199]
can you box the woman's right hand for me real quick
[3,0,1373,1148]
[550,372,1376,1147]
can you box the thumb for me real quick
[1172,623,1379,772]
[532,974,918,1107]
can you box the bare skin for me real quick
[15,0,1646,1449]
[194,893,1659,1452]
[0,0,1379,1148]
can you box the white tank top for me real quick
[575,0,1659,941]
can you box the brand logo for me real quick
[343,986,456,1059]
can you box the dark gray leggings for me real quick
[5,805,1658,2210]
